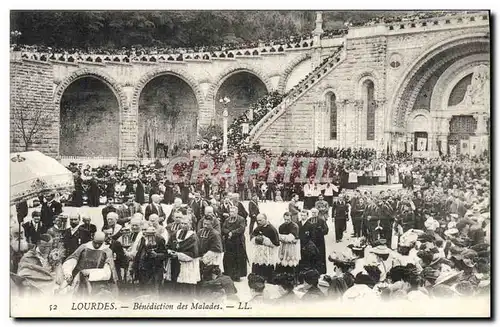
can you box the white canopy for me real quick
[10,151,74,205]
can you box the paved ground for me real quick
[19,184,402,301]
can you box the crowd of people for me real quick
[10,148,490,303]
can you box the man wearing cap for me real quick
[124,216,144,282]
[250,213,280,283]
[62,231,118,295]
[101,197,117,230]
[145,194,166,223]
[299,208,328,274]
[23,210,47,245]
[63,213,92,259]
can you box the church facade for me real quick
[10,11,490,164]
[249,12,490,157]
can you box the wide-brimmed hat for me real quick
[444,228,459,237]
[370,244,391,255]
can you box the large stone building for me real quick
[10,11,490,165]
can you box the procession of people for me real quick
[10,147,490,304]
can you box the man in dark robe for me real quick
[163,179,175,204]
[196,206,221,233]
[135,178,145,204]
[16,200,29,224]
[250,213,280,283]
[315,194,329,221]
[103,212,127,281]
[248,195,260,235]
[350,192,365,238]
[101,197,117,230]
[288,194,300,224]
[145,194,166,223]
[79,215,97,242]
[232,193,248,222]
[332,195,350,242]
[165,213,200,298]
[23,211,47,245]
[299,208,328,274]
[87,176,101,207]
[277,212,301,278]
[198,219,223,274]
[131,226,167,296]
[72,172,84,207]
[16,234,59,296]
[62,232,118,297]
[190,192,207,227]
[63,213,92,260]
[222,206,247,282]
[40,194,62,228]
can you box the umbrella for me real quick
[10,151,75,205]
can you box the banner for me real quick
[460,140,470,155]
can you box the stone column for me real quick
[311,11,324,67]
[120,85,138,166]
[474,112,490,154]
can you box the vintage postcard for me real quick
[9,10,490,318]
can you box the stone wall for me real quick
[10,59,58,155]
[257,36,388,151]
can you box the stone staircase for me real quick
[247,45,346,144]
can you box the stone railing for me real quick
[10,39,315,65]
[385,12,489,33]
[247,45,346,143]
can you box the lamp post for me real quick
[219,97,230,154]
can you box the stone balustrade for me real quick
[11,40,316,65]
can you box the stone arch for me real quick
[205,64,273,104]
[389,33,489,130]
[429,53,489,112]
[355,71,382,100]
[54,68,127,110]
[277,53,312,93]
[407,110,431,132]
[54,68,126,158]
[131,67,204,109]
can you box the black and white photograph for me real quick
[8,9,491,318]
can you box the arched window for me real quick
[326,92,337,140]
[363,80,376,140]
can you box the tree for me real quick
[12,101,49,151]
